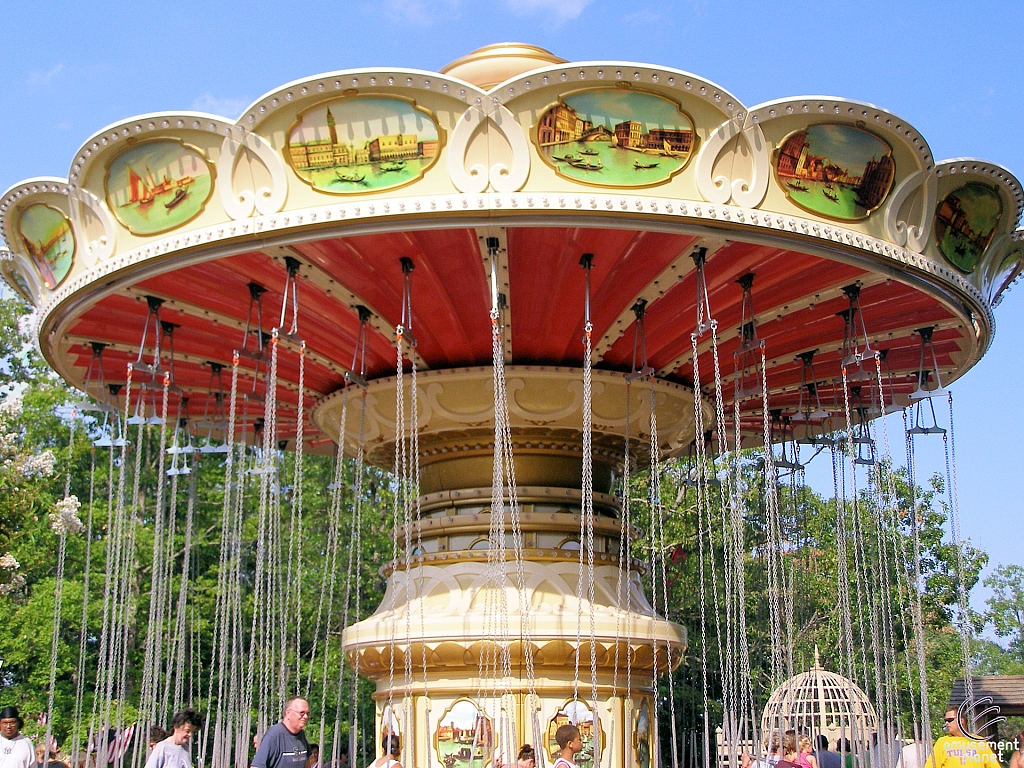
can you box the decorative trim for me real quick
[34,190,995,375]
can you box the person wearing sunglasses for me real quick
[924,708,998,768]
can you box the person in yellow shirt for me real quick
[925,708,999,768]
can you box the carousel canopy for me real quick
[1,43,1021,457]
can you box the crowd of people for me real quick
[739,709,1024,768]
[2,701,1023,768]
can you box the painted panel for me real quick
[435,698,492,768]
[535,88,698,187]
[935,182,1002,273]
[16,203,74,289]
[1,264,34,304]
[774,124,894,221]
[633,699,652,768]
[104,139,215,236]
[285,95,442,194]
[546,699,604,768]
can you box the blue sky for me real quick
[1,0,1022,628]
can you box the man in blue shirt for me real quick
[252,698,311,768]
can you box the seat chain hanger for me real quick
[733,272,764,402]
[849,386,877,466]
[160,320,183,397]
[239,282,269,362]
[167,397,195,477]
[771,409,804,471]
[344,305,373,389]
[277,256,303,345]
[792,349,834,448]
[838,283,875,381]
[197,362,231,454]
[75,342,117,414]
[909,326,948,400]
[132,295,165,376]
[626,297,654,382]
[396,256,417,347]
[906,327,947,435]
[691,246,716,337]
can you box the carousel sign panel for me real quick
[536,88,697,187]
[104,139,215,236]
[435,699,493,768]
[16,203,74,289]
[285,95,442,194]
[935,182,1003,273]
[774,123,895,221]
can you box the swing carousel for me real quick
[2,42,1022,768]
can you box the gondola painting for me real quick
[935,182,1003,273]
[536,88,697,187]
[105,139,214,236]
[286,95,441,194]
[774,123,894,220]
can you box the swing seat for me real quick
[908,386,949,401]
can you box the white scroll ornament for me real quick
[447,104,531,194]
[884,170,936,253]
[219,131,288,220]
[695,116,771,208]
[68,186,116,268]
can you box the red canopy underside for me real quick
[61,226,964,446]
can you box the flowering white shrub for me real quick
[0,552,19,570]
[0,573,26,595]
[49,495,84,535]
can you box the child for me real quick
[797,736,818,768]
[553,725,583,768]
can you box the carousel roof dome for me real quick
[440,42,567,89]
[761,648,879,740]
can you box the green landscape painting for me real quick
[537,89,697,187]
[935,182,1003,273]
[17,203,74,289]
[775,123,895,220]
[435,699,492,768]
[286,96,441,194]
[105,140,214,236]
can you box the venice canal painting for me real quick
[546,700,602,768]
[536,89,697,187]
[435,699,493,768]
[16,203,74,289]
[774,123,895,220]
[935,182,1002,273]
[286,96,441,194]
[105,140,214,236]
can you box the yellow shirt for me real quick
[924,736,999,768]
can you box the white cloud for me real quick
[504,0,592,21]
[27,63,64,87]
[192,93,251,120]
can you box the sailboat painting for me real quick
[104,139,214,235]
[16,203,75,289]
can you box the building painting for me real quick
[286,96,442,193]
[536,89,697,187]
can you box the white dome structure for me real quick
[761,648,879,746]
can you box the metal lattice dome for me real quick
[761,648,879,744]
